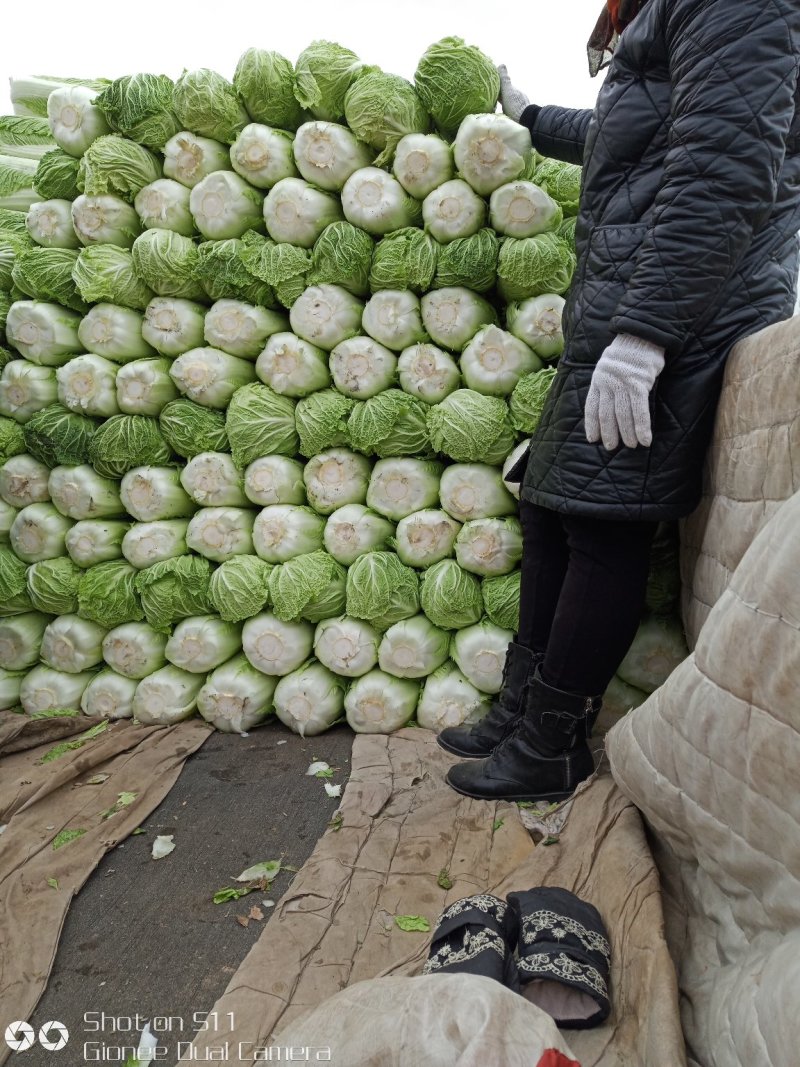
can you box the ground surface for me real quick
[24,719,355,1067]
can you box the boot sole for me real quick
[445,771,575,804]
[436,735,491,759]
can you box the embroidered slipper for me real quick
[507,887,611,1029]
[422,893,519,992]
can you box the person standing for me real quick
[441,0,800,801]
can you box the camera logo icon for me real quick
[4,1020,69,1052]
[4,1022,35,1052]
[39,1021,70,1051]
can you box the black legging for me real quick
[516,501,658,696]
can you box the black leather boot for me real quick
[445,668,598,802]
[437,643,541,758]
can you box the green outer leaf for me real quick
[394,914,430,932]
[235,859,281,882]
[432,229,499,293]
[39,720,110,765]
[29,707,80,720]
[53,828,87,850]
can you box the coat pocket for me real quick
[584,223,649,284]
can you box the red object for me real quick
[536,1052,582,1067]
[607,0,626,34]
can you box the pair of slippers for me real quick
[422,887,611,1030]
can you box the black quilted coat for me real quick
[519,0,800,520]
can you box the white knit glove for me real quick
[585,334,666,450]
[497,65,530,122]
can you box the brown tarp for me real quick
[0,714,210,1064]
[178,729,685,1066]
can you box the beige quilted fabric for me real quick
[608,487,800,1067]
[680,317,800,647]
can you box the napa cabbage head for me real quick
[309,222,373,296]
[160,398,229,459]
[293,122,373,193]
[482,570,520,632]
[342,168,422,236]
[303,448,371,515]
[230,124,298,190]
[314,615,380,678]
[393,133,454,198]
[225,383,298,468]
[131,229,204,301]
[134,179,194,236]
[344,668,419,734]
[533,158,582,216]
[295,389,354,458]
[26,199,80,250]
[293,41,364,123]
[208,555,273,623]
[194,239,275,307]
[172,69,249,144]
[369,228,438,294]
[366,457,441,521]
[135,553,213,633]
[346,550,419,631]
[344,70,430,166]
[269,549,347,623]
[414,37,500,138]
[427,389,515,465]
[432,229,498,293]
[0,452,50,510]
[419,558,483,630]
[77,559,144,627]
[234,49,305,130]
[421,287,496,352]
[323,504,394,566]
[506,294,566,360]
[12,247,87,313]
[509,368,558,433]
[347,390,430,458]
[197,653,277,734]
[454,114,531,196]
[78,135,162,203]
[34,148,81,200]
[95,74,180,150]
[73,246,154,310]
[497,233,576,302]
[141,298,206,357]
[88,414,171,478]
